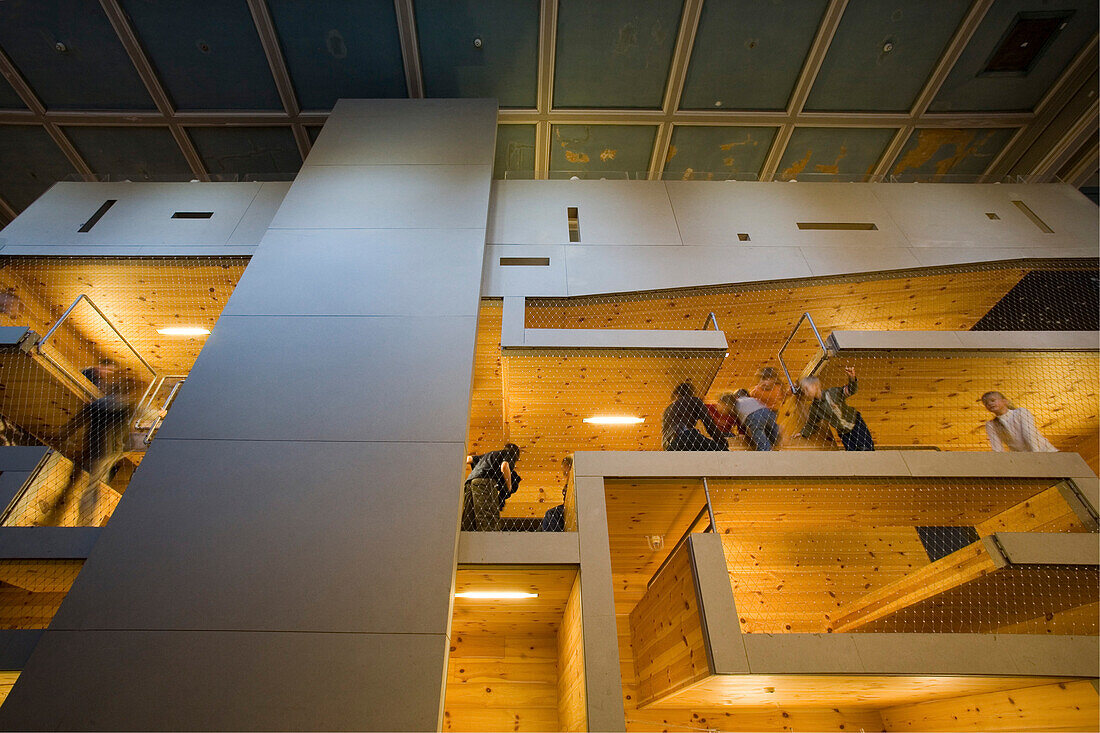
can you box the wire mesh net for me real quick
[467,258,1099,637]
[0,256,248,528]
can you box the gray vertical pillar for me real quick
[0,99,497,731]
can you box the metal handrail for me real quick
[777,312,828,393]
[38,294,157,380]
[143,378,184,445]
[647,477,717,589]
[702,312,719,331]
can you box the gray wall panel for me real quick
[155,315,477,442]
[223,229,485,317]
[309,99,498,166]
[0,629,448,731]
[268,164,493,230]
[50,439,465,633]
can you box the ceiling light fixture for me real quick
[454,591,538,599]
[157,326,210,336]
[583,416,644,425]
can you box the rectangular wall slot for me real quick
[567,206,580,242]
[77,200,117,233]
[500,257,551,267]
[986,212,1001,220]
[1012,200,1054,233]
[796,222,878,231]
[171,211,214,219]
[737,232,751,241]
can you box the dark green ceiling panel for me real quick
[119,0,282,110]
[777,127,896,181]
[891,128,1016,178]
[681,0,828,111]
[494,125,536,179]
[65,126,191,180]
[188,127,302,180]
[806,0,970,112]
[931,0,1098,112]
[305,126,323,144]
[549,124,657,177]
[664,126,778,179]
[417,0,538,108]
[0,77,26,110]
[268,0,406,110]
[0,0,154,110]
[0,126,76,210]
[553,0,683,109]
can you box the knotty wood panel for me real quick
[0,586,68,629]
[0,672,17,710]
[975,484,1092,535]
[446,566,578,732]
[0,344,100,445]
[629,541,710,707]
[2,450,120,528]
[656,674,1080,710]
[813,353,1099,453]
[0,559,83,593]
[558,573,585,732]
[879,679,1099,731]
[469,263,1050,514]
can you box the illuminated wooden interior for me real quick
[445,566,584,732]
[0,256,248,448]
[468,261,1100,516]
[0,558,82,630]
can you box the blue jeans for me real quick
[840,413,875,451]
[743,408,780,451]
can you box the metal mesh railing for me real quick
[465,259,1099,531]
[0,256,248,527]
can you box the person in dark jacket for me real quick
[661,382,728,451]
[798,367,874,451]
[539,456,572,532]
[462,443,521,531]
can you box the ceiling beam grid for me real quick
[0,46,95,181]
[1060,138,1099,188]
[909,0,994,118]
[1031,98,1100,181]
[98,0,209,181]
[394,0,424,99]
[535,0,559,179]
[760,0,848,181]
[0,192,17,225]
[245,0,311,162]
[648,0,704,180]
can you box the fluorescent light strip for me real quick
[583,416,644,425]
[157,326,210,336]
[454,591,538,599]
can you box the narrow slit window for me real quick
[78,200,117,232]
[1012,200,1054,233]
[567,206,580,242]
[172,211,214,219]
[500,257,551,267]
[986,212,1001,220]
[797,222,878,231]
[737,233,751,241]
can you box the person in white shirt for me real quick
[981,391,1058,453]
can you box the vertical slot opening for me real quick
[1012,200,1054,233]
[77,200,117,233]
[567,206,580,243]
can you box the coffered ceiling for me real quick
[0,0,1096,226]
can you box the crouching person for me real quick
[462,443,521,531]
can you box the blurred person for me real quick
[730,389,782,451]
[750,366,789,411]
[798,367,874,451]
[662,381,728,451]
[43,373,141,526]
[982,391,1057,453]
[0,289,22,319]
[462,443,521,531]
[706,393,740,438]
[539,455,572,532]
[81,358,119,390]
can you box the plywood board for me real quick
[558,573,586,732]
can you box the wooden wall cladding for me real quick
[878,679,1099,732]
[445,566,578,732]
[557,573,586,732]
[468,263,1094,514]
[629,541,710,707]
[0,558,83,630]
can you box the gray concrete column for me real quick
[0,99,497,731]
